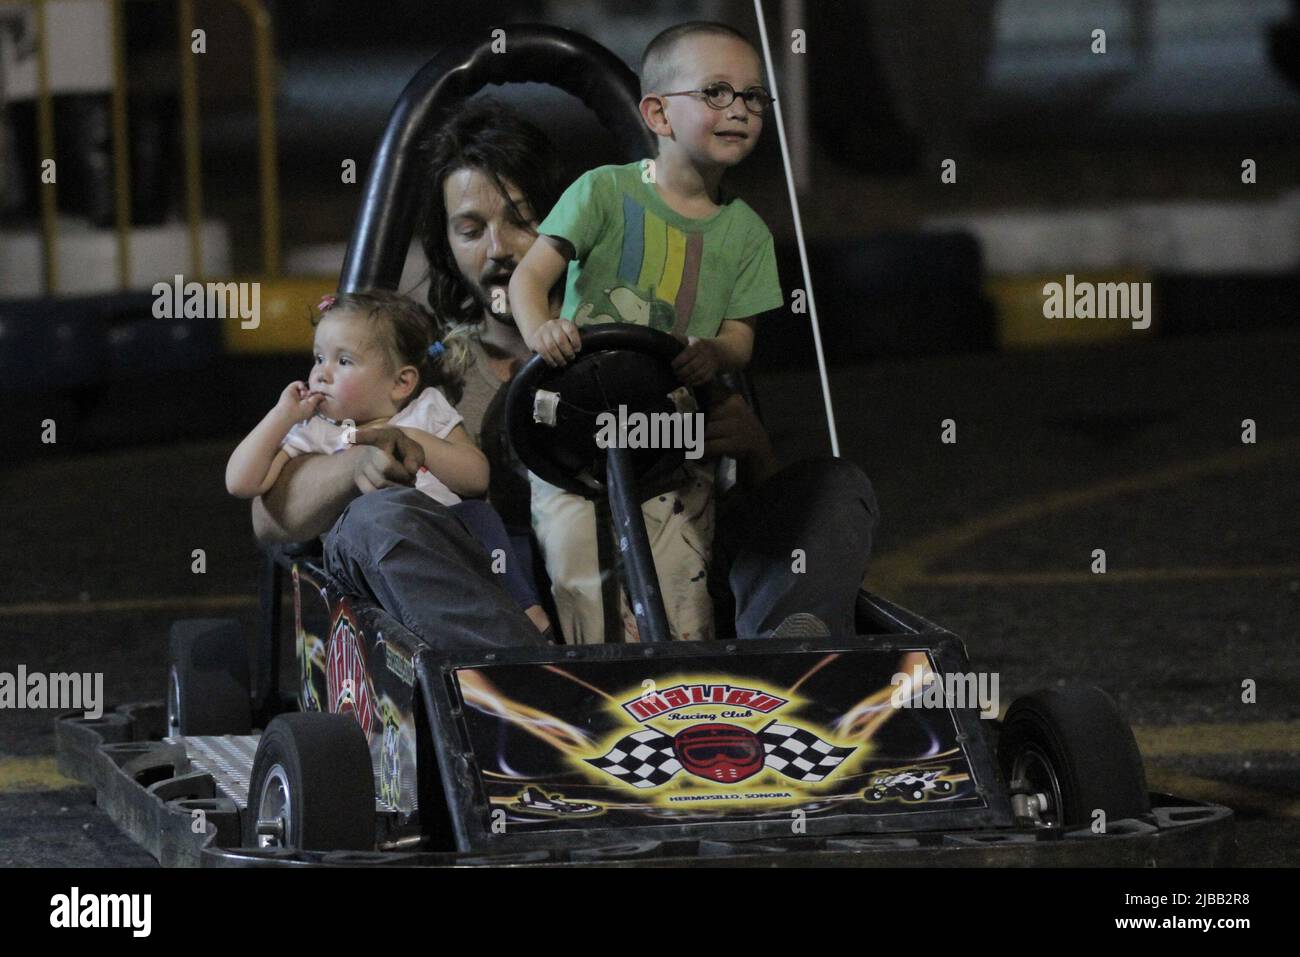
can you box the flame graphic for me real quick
[458,669,596,755]
[832,651,931,742]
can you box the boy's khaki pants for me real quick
[529,462,715,643]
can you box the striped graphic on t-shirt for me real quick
[616,194,704,333]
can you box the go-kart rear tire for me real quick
[245,713,375,852]
[167,619,252,736]
[998,686,1149,828]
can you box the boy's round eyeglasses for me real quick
[659,82,775,115]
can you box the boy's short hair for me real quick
[640,21,759,96]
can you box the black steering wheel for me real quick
[506,325,707,499]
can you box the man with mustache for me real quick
[251,101,878,648]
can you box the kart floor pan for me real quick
[170,735,260,809]
[54,703,1237,868]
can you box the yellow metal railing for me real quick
[3,0,281,294]
[177,0,201,279]
[109,0,131,287]
[31,0,57,291]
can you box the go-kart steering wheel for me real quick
[505,324,704,499]
[506,323,707,644]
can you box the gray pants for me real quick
[324,488,546,652]
[323,456,878,649]
[712,457,879,639]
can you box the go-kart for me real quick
[55,25,1233,867]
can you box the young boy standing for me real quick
[509,21,784,644]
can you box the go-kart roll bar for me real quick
[339,24,655,293]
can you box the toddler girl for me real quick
[226,289,550,634]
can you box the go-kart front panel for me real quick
[419,635,1013,853]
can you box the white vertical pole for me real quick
[779,0,810,191]
[753,0,841,456]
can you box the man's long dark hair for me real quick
[417,99,563,330]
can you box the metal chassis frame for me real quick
[53,702,1238,867]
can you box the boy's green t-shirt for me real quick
[538,161,783,339]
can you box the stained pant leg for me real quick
[714,458,880,638]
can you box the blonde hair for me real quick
[435,317,481,405]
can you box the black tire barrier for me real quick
[4,93,174,225]
[0,292,220,395]
[754,232,994,370]
[1153,273,1300,336]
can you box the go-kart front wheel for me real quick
[245,712,375,851]
[998,686,1149,829]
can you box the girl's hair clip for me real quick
[427,341,446,360]
[317,294,337,312]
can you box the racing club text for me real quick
[625,683,788,721]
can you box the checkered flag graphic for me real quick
[758,721,856,782]
[586,728,681,789]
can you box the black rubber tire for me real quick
[167,619,252,736]
[244,713,375,851]
[998,686,1150,827]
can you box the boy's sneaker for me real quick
[771,612,831,638]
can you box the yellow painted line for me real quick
[0,595,256,617]
[1135,722,1300,758]
[1145,766,1300,818]
[870,438,1300,593]
[916,565,1300,586]
[0,757,78,791]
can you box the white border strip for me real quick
[753,0,841,456]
